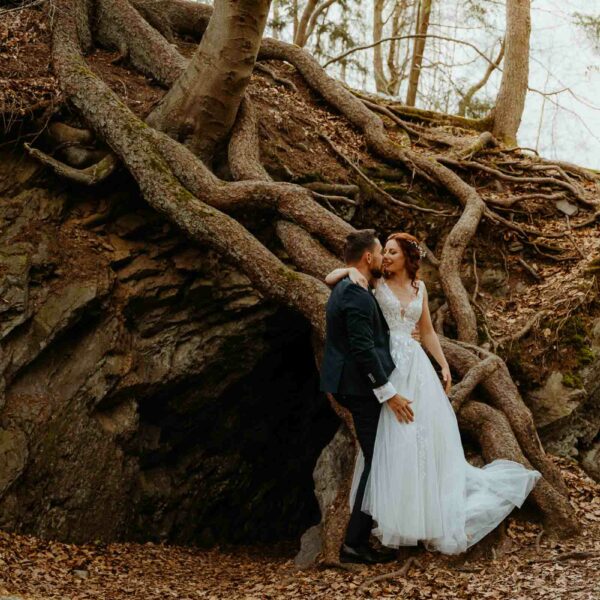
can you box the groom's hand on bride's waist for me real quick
[411,326,421,344]
[387,394,414,423]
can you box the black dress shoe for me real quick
[341,544,396,564]
[373,545,397,558]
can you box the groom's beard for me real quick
[370,266,383,279]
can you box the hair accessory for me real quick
[408,239,427,259]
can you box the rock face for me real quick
[0,153,336,544]
[527,371,584,429]
[534,359,600,481]
[525,319,599,483]
[294,425,354,568]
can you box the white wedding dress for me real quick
[349,280,542,554]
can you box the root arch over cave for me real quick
[2,0,598,565]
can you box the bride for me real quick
[326,232,541,555]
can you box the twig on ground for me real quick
[471,248,480,303]
[358,98,414,140]
[486,192,565,208]
[24,143,118,185]
[572,210,600,228]
[302,182,359,197]
[255,62,298,92]
[517,257,543,281]
[564,216,586,260]
[484,207,568,240]
[311,191,358,206]
[535,529,545,554]
[495,310,547,348]
[357,556,422,594]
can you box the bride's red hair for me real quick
[384,232,421,291]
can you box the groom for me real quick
[321,229,414,564]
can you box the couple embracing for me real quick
[320,229,541,564]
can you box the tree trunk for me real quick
[491,0,531,145]
[306,0,336,44]
[373,0,387,93]
[458,40,504,117]
[146,0,271,162]
[294,0,319,47]
[372,0,404,96]
[292,0,299,41]
[405,0,431,106]
[386,1,405,96]
[271,0,280,39]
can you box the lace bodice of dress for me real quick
[374,279,424,337]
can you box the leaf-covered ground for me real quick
[1,457,598,600]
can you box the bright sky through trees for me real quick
[267,0,600,167]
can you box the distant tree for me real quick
[406,0,432,105]
[491,0,531,144]
[373,0,409,95]
[458,40,504,117]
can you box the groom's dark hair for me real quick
[344,229,378,264]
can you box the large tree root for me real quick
[24,144,118,185]
[96,2,484,344]
[438,338,579,536]
[449,355,502,411]
[132,0,212,39]
[52,0,331,336]
[442,338,571,499]
[257,38,487,345]
[96,0,186,86]
[458,402,579,536]
[88,0,592,338]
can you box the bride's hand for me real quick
[387,394,414,423]
[348,267,368,289]
[441,365,451,394]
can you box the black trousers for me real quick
[334,392,381,548]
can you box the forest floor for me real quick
[0,457,598,600]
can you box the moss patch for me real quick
[562,372,583,389]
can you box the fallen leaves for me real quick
[0,7,59,123]
[0,456,598,600]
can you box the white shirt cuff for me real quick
[373,381,396,403]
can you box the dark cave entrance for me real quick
[134,308,338,546]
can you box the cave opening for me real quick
[133,308,338,547]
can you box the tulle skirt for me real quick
[350,334,542,555]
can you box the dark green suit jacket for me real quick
[320,277,395,397]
